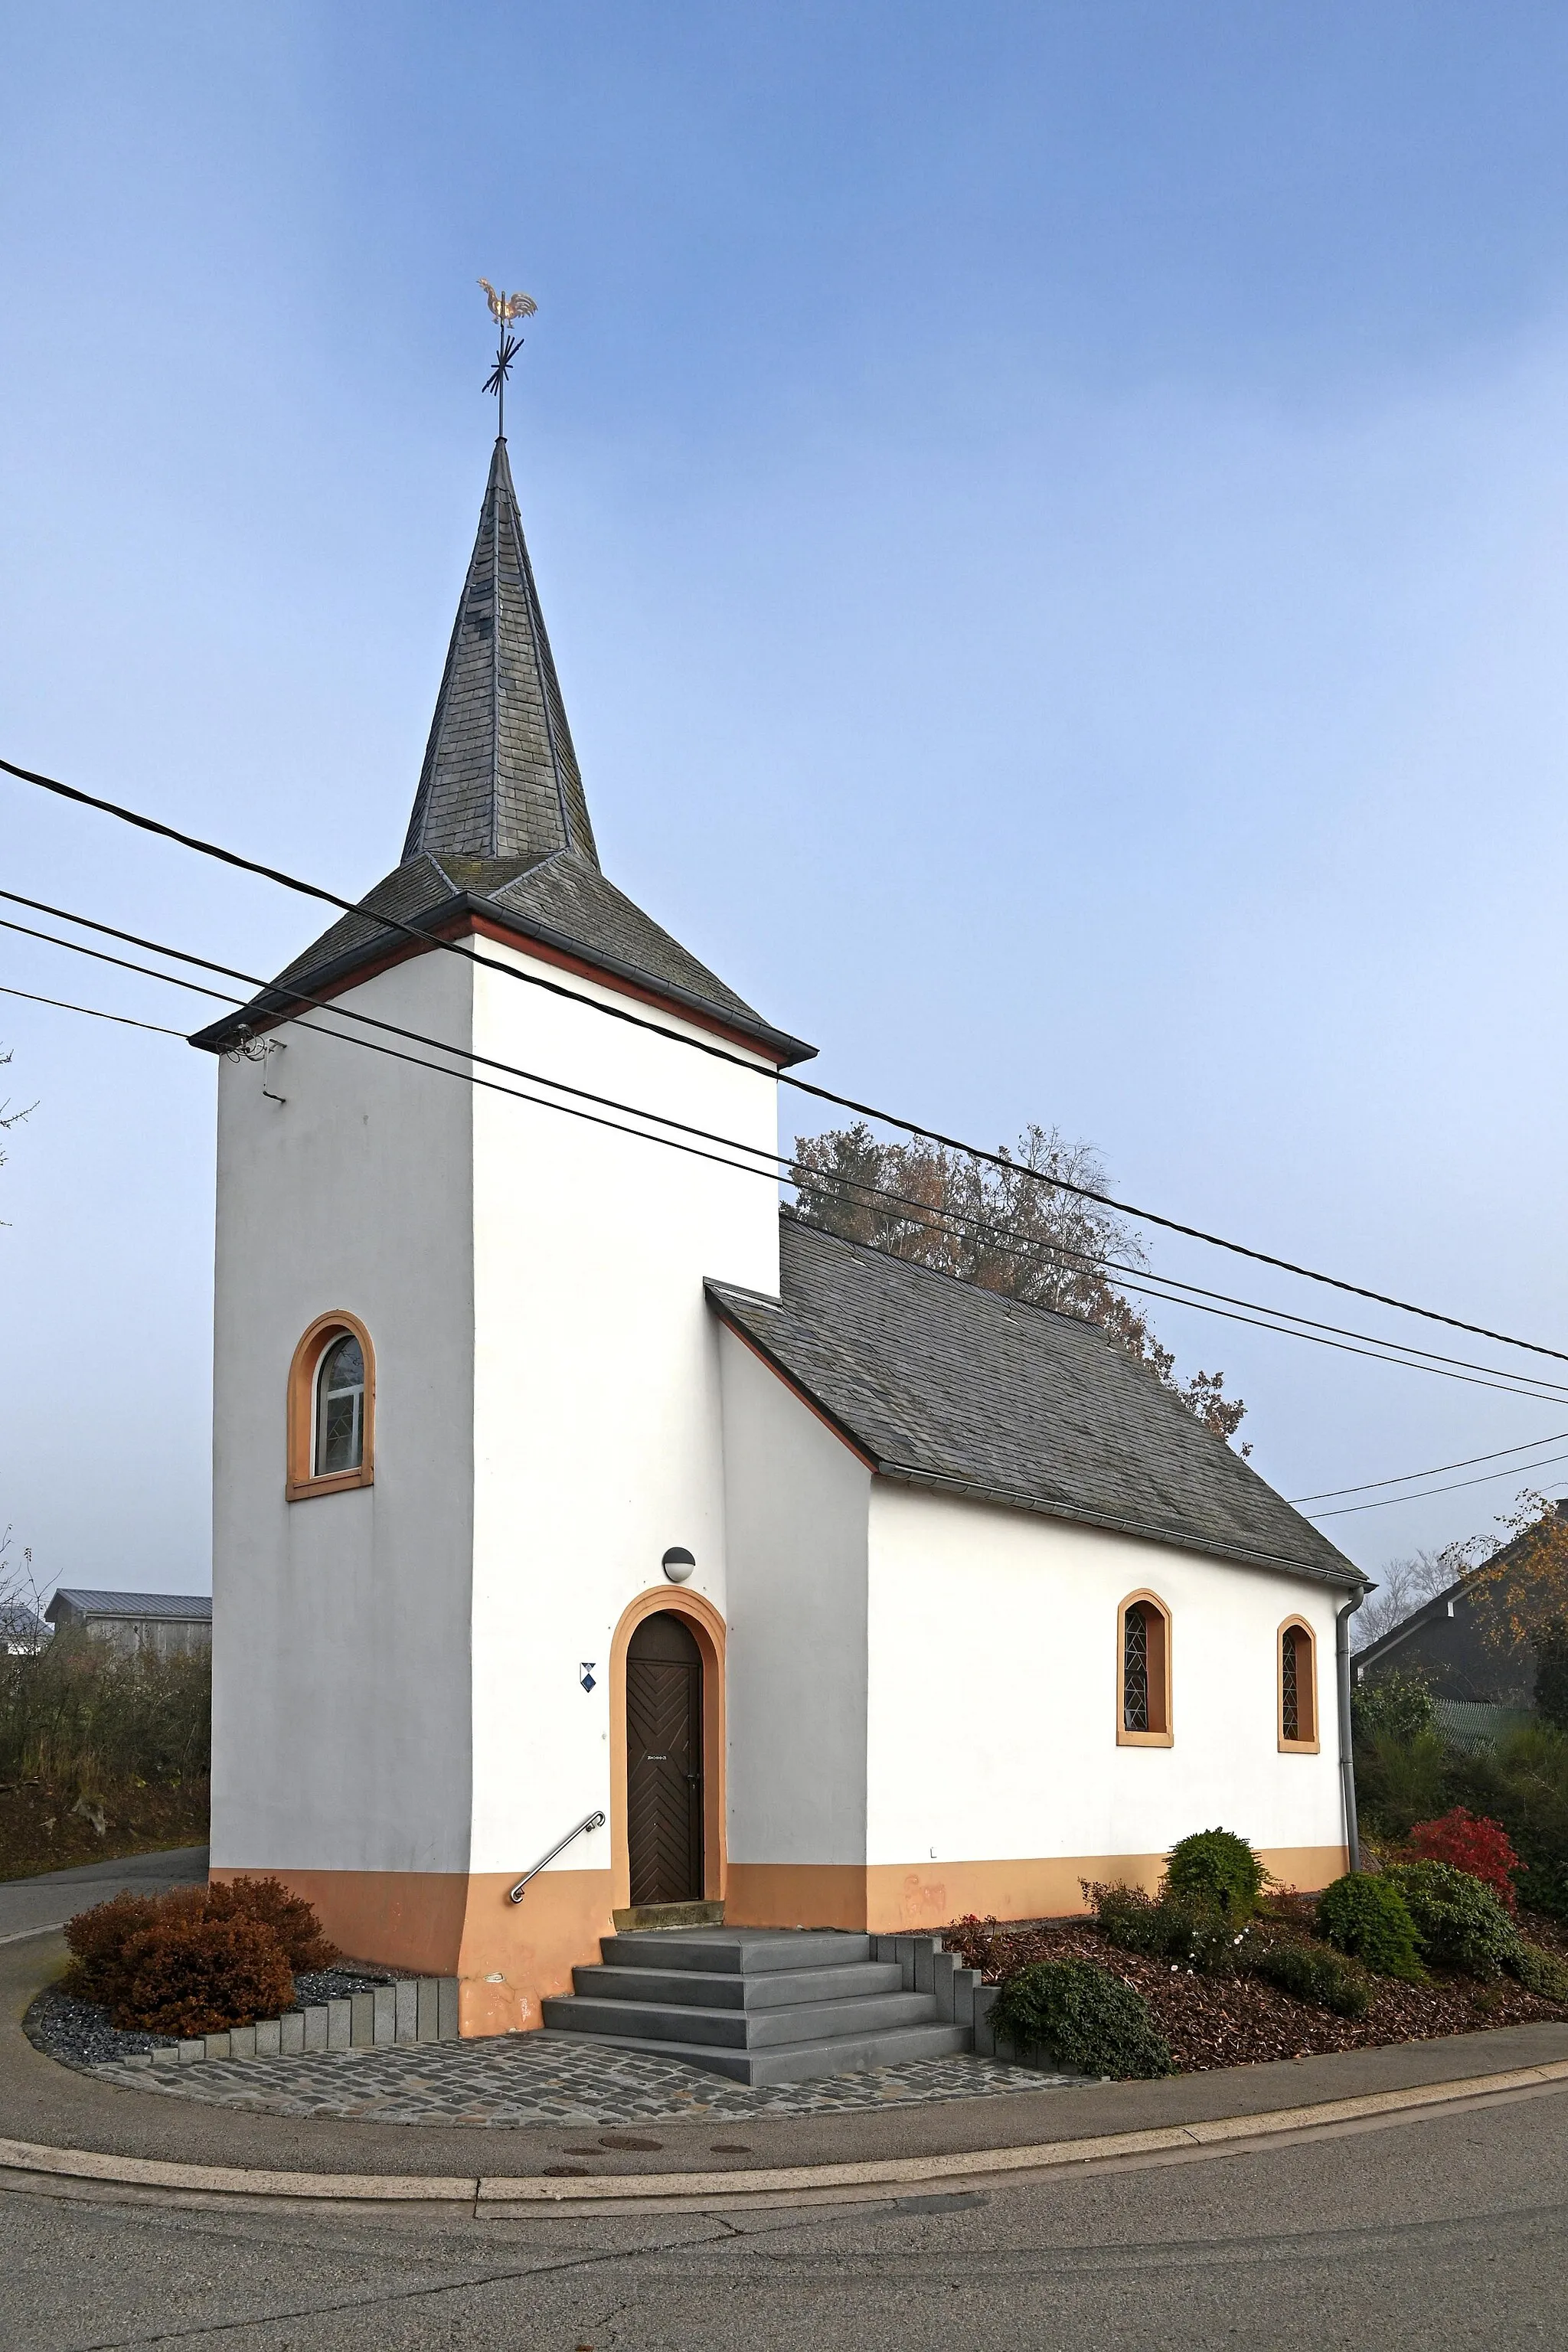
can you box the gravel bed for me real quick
[946,1907,1568,2070]
[25,1962,401,2070]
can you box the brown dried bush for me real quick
[60,1878,336,2034]
[63,1888,188,2009]
[204,1877,337,1971]
[113,1908,295,2037]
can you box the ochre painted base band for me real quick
[727,1848,1349,1932]
[210,1864,614,2037]
[213,1846,1347,2035]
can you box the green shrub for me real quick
[1352,1670,1436,1744]
[1511,1941,1568,2003]
[1354,1728,1450,1839]
[114,1907,295,2037]
[1442,1723,1568,1915]
[1164,1828,1267,1926]
[1517,1859,1568,1922]
[1315,1873,1426,1982]
[987,1959,1173,2079]
[1088,1882,1250,1975]
[1536,1619,1568,1735]
[1247,1940,1374,2017]
[1383,1860,1520,1981]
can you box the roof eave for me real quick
[872,1462,1366,1590]
[188,890,817,1067]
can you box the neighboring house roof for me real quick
[1351,1504,1568,1702]
[47,1589,212,1623]
[1352,1575,1472,1675]
[189,436,815,1070]
[0,1599,48,1648]
[707,1217,1362,1589]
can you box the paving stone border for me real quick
[107,1976,461,2070]
[872,1931,1011,2061]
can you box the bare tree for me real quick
[790,1120,1248,1446]
[0,1040,34,1207]
[0,1527,49,1656]
[1353,1543,1476,1649]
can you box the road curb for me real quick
[3,2056,1566,2210]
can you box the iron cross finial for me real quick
[479,279,537,437]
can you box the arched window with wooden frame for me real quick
[1278,1617,1319,1753]
[1117,1591,1172,1746]
[286,1312,375,1501]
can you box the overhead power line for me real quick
[1306,1448,1568,1519]
[16,883,1568,1409]
[15,898,1568,1419]
[24,956,1568,1533]
[1289,1427,1568,1504]
[8,750,1568,1374]
[0,981,187,1035]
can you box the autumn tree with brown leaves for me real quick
[789,1120,1248,1447]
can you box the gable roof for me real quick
[707,1217,1362,1589]
[189,438,814,1068]
[47,1589,212,1623]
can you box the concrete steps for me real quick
[541,1927,980,2086]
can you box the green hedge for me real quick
[1316,1873,1426,1982]
[987,1959,1173,2079]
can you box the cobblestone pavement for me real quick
[83,2034,1065,2125]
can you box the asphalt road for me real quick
[2,2079,1564,2350]
[0,1847,208,1942]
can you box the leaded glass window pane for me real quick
[1282,1628,1300,1742]
[1123,1604,1149,1733]
[315,1334,364,1476]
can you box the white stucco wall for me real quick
[466,942,784,1878]
[866,1481,1347,1869]
[717,1327,872,1866]
[211,952,478,1872]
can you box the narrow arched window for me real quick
[286,1313,374,1500]
[1118,1592,1172,1745]
[315,1332,365,1476]
[1279,1620,1318,1751]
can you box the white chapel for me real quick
[195,430,1364,2049]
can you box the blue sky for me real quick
[5,2,1568,1596]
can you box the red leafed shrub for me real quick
[63,1890,162,2009]
[115,1908,296,2037]
[204,1877,338,1971]
[60,1877,336,2033]
[942,1914,1003,1971]
[63,1887,204,2011]
[1408,1808,1521,1912]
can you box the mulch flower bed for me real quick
[946,1907,1568,2072]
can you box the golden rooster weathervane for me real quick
[479,279,537,438]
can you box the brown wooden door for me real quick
[626,1612,704,1906]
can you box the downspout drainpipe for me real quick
[1337,1581,1370,1873]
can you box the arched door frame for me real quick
[609,1586,727,1910]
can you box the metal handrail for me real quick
[508,1809,606,1904]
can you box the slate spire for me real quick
[401,436,598,868]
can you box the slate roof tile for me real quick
[707,1218,1361,1587]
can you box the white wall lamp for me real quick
[662,1546,695,1584]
